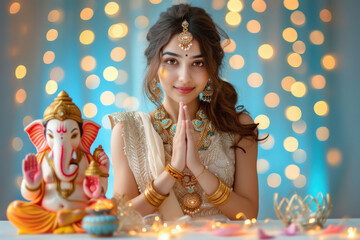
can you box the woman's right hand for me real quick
[170,102,186,172]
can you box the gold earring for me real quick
[200,78,214,103]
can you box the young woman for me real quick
[109,4,260,221]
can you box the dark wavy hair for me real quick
[143,4,263,150]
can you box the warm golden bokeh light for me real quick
[108,23,128,39]
[314,100,329,116]
[115,69,128,85]
[111,47,126,62]
[291,81,307,97]
[311,75,326,89]
[15,89,26,103]
[212,0,226,10]
[12,137,23,151]
[135,16,149,29]
[80,8,94,20]
[79,30,95,45]
[46,29,58,41]
[225,11,241,26]
[104,2,120,16]
[247,20,261,33]
[149,0,162,4]
[45,80,58,95]
[48,9,63,22]
[283,0,299,10]
[264,92,280,108]
[229,55,245,69]
[227,0,243,12]
[282,27,298,42]
[327,148,342,166]
[43,51,55,64]
[284,136,299,152]
[257,159,269,174]
[290,11,305,26]
[23,115,33,127]
[252,0,267,13]
[293,149,306,163]
[9,2,21,14]
[81,56,96,71]
[292,119,306,134]
[267,173,281,188]
[50,67,64,82]
[103,66,118,81]
[222,39,236,53]
[83,103,97,118]
[316,126,330,141]
[293,174,306,188]
[100,91,115,106]
[124,97,140,111]
[281,76,296,91]
[258,44,274,60]
[309,30,324,45]
[15,65,27,79]
[285,164,300,180]
[292,40,306,54]
[247,72,263,88]
[260,134,274,150]
[86,74,100,89]
[322,54,336,70]
[255,114,270,130]
[115,92,128,108]
[287,52,302,68]
[320,9,332,22]
[286,106,302,121]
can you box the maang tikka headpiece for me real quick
[178,20,193,51]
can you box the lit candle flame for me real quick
[158,231,171,240]
[347,227,357,238]
[245,219,251,225]
[251,218,257,224]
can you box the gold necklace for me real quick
[152,105,215,152]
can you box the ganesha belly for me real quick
[7,91,110,234]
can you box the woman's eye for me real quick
[71,133,78,139]
[165,59,177,65]
[193,61,204,67]
[47,134,53,139]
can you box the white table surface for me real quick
[1,219,359,239]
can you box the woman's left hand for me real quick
[183,104,203,175]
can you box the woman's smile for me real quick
[175,86,195,94]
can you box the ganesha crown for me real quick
[43,90,82,123]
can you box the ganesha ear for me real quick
[81,119,101,153]
[24,120,49,153]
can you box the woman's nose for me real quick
[178,64,191,83]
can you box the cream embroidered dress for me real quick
[109,111,235,220]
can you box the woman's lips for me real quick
[175,87,194,94]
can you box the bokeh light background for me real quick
[1,0,359,220]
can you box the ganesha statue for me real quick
[7,91,110,234]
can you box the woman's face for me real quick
[158,34,210,106]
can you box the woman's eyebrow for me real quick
[162,51,203,59]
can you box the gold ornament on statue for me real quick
[43,90,82,123]
[85,145,109,177]
[274,192,332,230]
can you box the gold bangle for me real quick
[25,183,41,192]
[206,178,232,206]
[194,166,207,181]
[144,180,169,207]
[165,164,184,181]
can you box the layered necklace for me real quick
[152,105,215,214]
